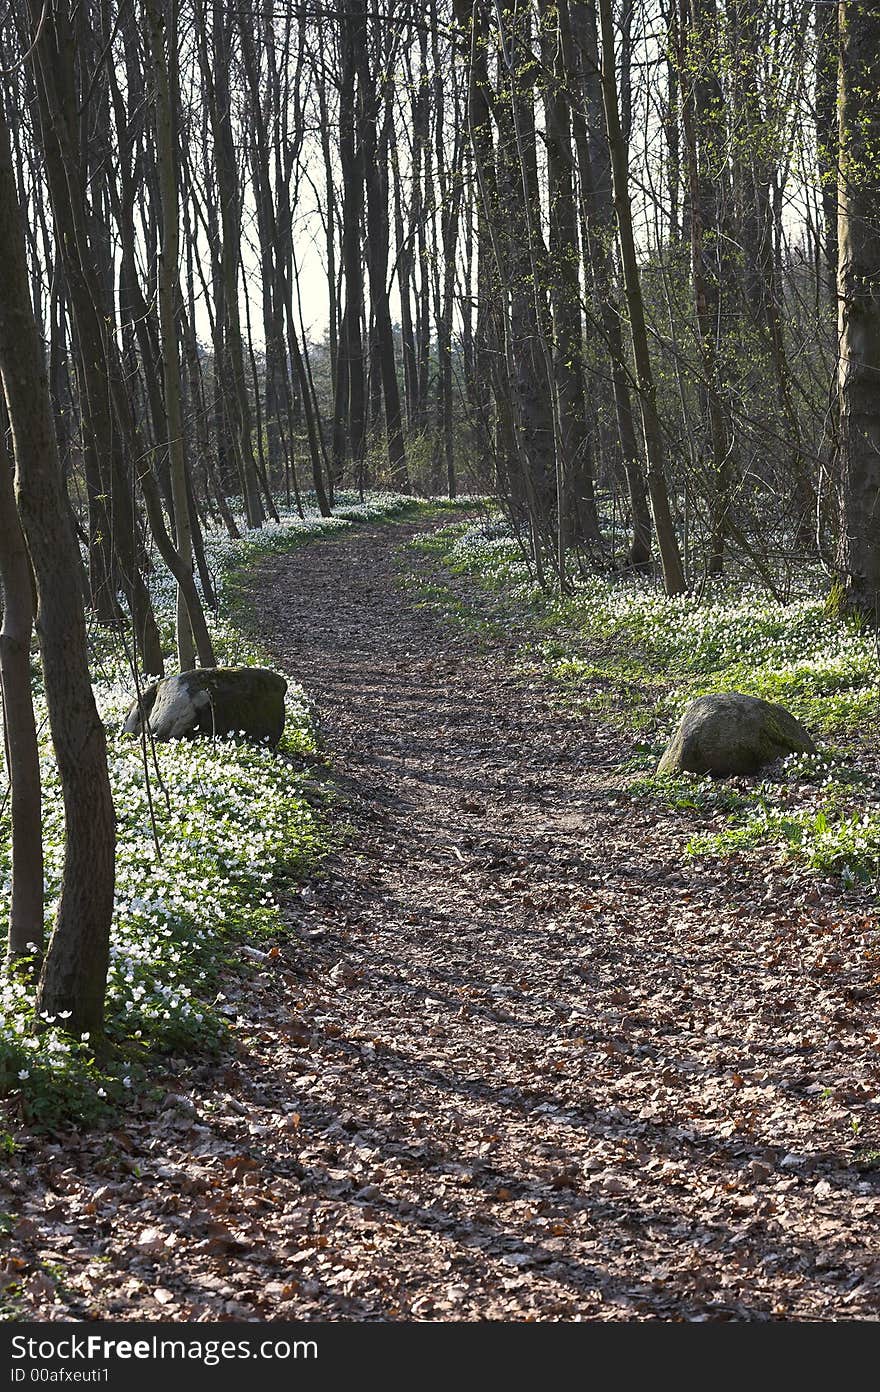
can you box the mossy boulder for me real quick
[124,666,287,745]
[657,692,816,777]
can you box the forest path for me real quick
[12,518,880,1322]
[235,518,879,1321]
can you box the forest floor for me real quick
[6,516,880,1322]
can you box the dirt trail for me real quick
[9,520,880,1321]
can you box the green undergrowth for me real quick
[0,492,459,1130]
[630,752,880,884]
[405,518,541,644]
[401,568,515,643]
[413,517,880,890]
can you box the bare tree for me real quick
[836,0,880,614]
[597,0,686,595]
[0,422,43,964]
[0,102,115,1034]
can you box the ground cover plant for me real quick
[3,512,880,1325]
[411,518,880,890]
[4,0,880,1326]
[0,493,450,1126]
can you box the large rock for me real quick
[124,666,287,745]
[657,691,815,777]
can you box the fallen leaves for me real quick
[3,525,880,1324]
[135,1227,168,1255]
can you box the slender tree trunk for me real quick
[563,0,652,567]
[145,0,213,669]
[680,0,733,575]
[0,107,115,1034]
[355,5,409,490]
[597,0,686,595]
[0,425,43,964]
[431,2,462,499]
[540,0,601,545]
[27,0,165,677]
[454,0,510,488]
[836,0,880,614]
[494,1,557,539]
[815,0,839,304]
[197,0,265,526]
[390,121,418,435]
[332,0,367,485]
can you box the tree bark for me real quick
[815,0,839,303]
[144,0,215,669]
[680,0,733,574]
[27,0,165,677]
[0,106,115,1034]
[597,0,686,595]
[0,424,43,964]
[540,0,601,545]
[836,0,880,614]
[355,2,409,490]
[562,0,652,568]
[332,0,367,487]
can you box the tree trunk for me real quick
[836,0,880,615]
[0,106,115,1035]
[355,4,409,490]
[494,2,558,541]
[197,0,265,526]
[0,425,43,964]
[680,0,733,575]
[332,0,367,486]
[144,0,215,669]
[540,0,601,546]
[597,0,686,595]
[562,0,652,568]
[815,0,839,303]
[27,0,165,677]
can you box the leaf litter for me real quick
[2,521,879,1322]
